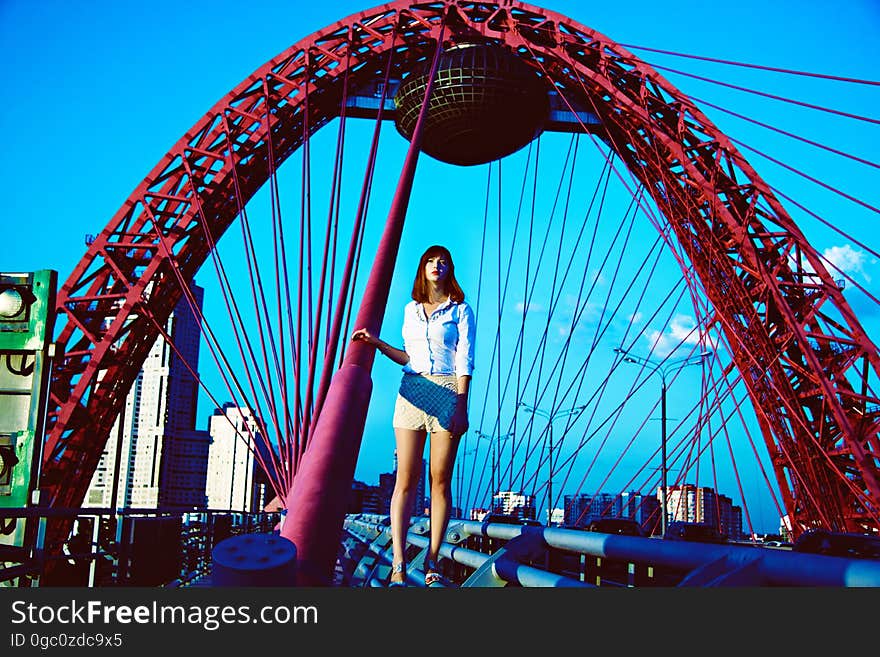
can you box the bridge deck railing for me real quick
[4,508,879,587]
[342,514,880,587]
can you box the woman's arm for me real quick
[450,303,476,436]
[454,303,477,380]
[351,328,410,367]
[449,374,471,436]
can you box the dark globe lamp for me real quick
[394,40,550,166]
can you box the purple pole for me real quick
[280,28,445,585]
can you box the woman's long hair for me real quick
[411,244,465,303]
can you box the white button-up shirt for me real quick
[401,299,476,378]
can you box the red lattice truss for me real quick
[44,1,880,548]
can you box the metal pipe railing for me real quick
[345,514,880,587]
[347,519,591,587]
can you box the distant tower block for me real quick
[394,40,550,166]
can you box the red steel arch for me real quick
[43,0,880,558]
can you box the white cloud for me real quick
[514,300,547,314]
[644,313,701,356]
[823,244,872,283]
[550,297,601,339]
[588,268,605,287]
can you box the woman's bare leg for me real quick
[390,428,427,583]
[426,430,460,566]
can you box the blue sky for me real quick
[2,0,878,532]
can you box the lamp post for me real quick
[614,347,710,537]
[518,402,586,526]
[475,430,513,509]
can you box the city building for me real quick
[205,403,263,512]
[470,508,490,521]
[565,492,617,527]
[620,490,661,532]
[491,490,536,519]
[345,452,428,516]
[349,480,383,514]
[378,472,395,515]
[665,484,744,539]
[84,285,210,510]
[564,491,660,534]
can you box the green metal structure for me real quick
[0,269,58,551]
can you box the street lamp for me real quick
[518,402,586,526]
[614,347,710,537]
[475,430,513,507]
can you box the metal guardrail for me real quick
[342,514,880,587]
[6,508,878,587]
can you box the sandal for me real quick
[424,558,442,587]
[389,561,406,587]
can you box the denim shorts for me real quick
[392,373,458,433]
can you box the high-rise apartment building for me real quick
[84,285,210,510]
[378,472,396,515]
[205,403,262,512]
[349,480,383,514]
[565,492,618,527]
[620,490,661,531]
[665,484,743,538]
[564,491,660,534]
[491,490,536,518]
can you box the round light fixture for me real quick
[0,288,24,319]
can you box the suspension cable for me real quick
[617,43,880,86]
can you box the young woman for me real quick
[351,244,476,587]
